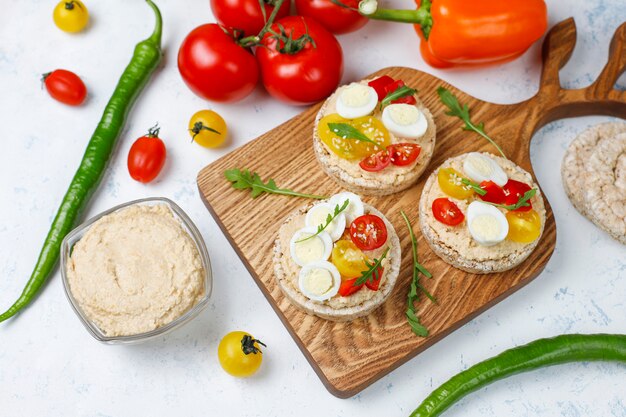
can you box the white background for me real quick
[1,0,625,416]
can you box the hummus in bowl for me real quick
[60,198,212,343]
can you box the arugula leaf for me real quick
[296,199,349,243]
[401,210,436,337]
[381,85,417,108]
[460,178,487,196]
[327,123,386,150]
[437,87,506,159]
[355,247,389,286]
[224,169,327,200]
[487,189,537,211]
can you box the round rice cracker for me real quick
[313,81,437,196]
[273,204,401,322]
[561,121,626,216]
[419,153,546,274]
[583,133,626,244]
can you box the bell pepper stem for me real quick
[358,0,433,39]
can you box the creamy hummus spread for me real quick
[66,204,206,337]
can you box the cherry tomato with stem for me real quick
[178,24,259,102]
[256,16,344,105]
[218,331,266,377]
[210,0,290,36]
[127,124,167,184]
[53,0,89,33]
[350,214,388,251]
[294,0,368,35]
[389,143,421,166]
[42,69,87,106]
[188,110,228,148]
[432,198,465,226]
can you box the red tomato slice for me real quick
[384,79,405,95]
[359,150,390,172]
[479,180,506,204]
[368,75,395,101]
[338,278,364,297]
[382,79,416,104]
[365,266,384,291]
[391,95,417,105]
[389,143,421,166]
[503,179,533,212]
[350,214,388,251]
[432,198,465,226]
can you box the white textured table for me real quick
[1,1,625,416]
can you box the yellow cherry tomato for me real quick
[189,110,228,148]
[53,0,89,33]
[437,167,474,200]
[318,113,390,160]
[218,331,265,378]
[331,240,369,277]
[506,209,542,243]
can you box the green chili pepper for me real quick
[0,0,163,323]
[410,334,626,417]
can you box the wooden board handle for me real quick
[590,21,626,97]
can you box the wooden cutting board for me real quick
[197,19,626,398]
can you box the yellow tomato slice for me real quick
[331,240,369,278]
[318,114,390,160]
[506,209,542,243]
[437,168,474,200]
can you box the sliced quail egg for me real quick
[329,192,364,224]
[463,153,508,186]
[290,227,333,266]
[305,203,347,241]
[298,261,341,301]
[381,103,427,139]
[466,201,509,246]
[336,83,378,119]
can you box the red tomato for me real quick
[359,149,390,172]
[384,79,417,104]
[127,126,167,183]
[42,69,87,106]
[503,179,533,212]
[391,95,417,105]
[368,76,394,101]
[294,0,368,34]
[479,180,506,204]
[432,198,465,226]
[389,143,421,166]
[350,214,388,251]
[178,24,259,102]
[364,266,384,291]
[210,0,290,36]
[256,16,343,105]
[338,278,363,297]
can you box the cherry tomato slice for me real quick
[389,143,421,166]
[503,179,533,212]
[350,214,388,251]
[338,278,364,297]
[364,266,384,291]
[368,76,395,101]
[432,198,465,226]
[384,79,405,95]
[359,149,390,172]
[506,209,541,243]
[479,180,506,204]
[391,95,417,105]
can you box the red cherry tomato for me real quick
[479,180,506,204]
[127,126,167,183]
[389,143,421,166]
[432,198,465,226]
[364,266,384,291]
[256,16,343,105]
[368,76,395,101]
[294,0,368,35]
[210,0,290,36]
[338,278,364,297]
[178,24,259,102]
[391,95,417,105]
[42,69,87,106]
[359,149,390,172]
[384,79,417,104]
[503,179,533,212]
[350,214,388,251]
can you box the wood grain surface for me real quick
[197,19,626,398]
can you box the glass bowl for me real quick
[60,197,212,344]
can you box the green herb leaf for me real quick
[487,188,537,211]
[355,247,389,286]
[436,87,506,159]
[327,123,386,151]
[401,210,436,338]
[224,168,328,200]
[460,178,487,196]
[381,85,417,108]
[296,199,349,243]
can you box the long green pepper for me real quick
[0,0,163,323]
[410,334,626,417]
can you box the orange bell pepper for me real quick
[358,0,548,68]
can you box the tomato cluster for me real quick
[178,0,369,105]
